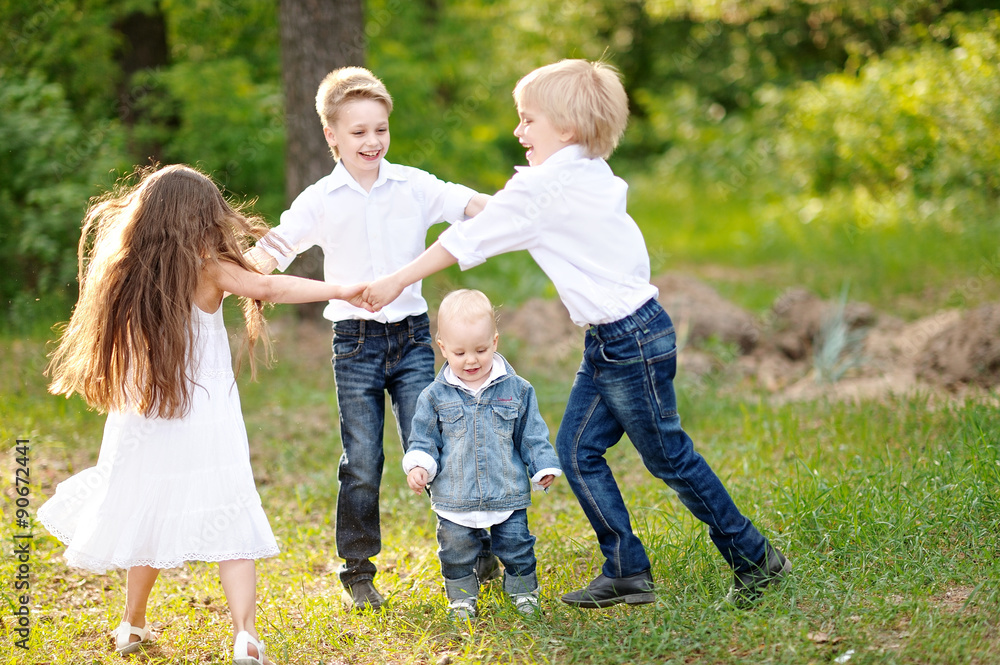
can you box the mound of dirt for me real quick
[652,273,760,353]
[499,298,581,363]
[760,287,877,362]
[918,305,1000,388]
[499,273,762,367]
[499,272,1000,402]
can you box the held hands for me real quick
[329,276,401,313]
[407,467,429,494]
[337,282,370,309]
[361,275,404,313]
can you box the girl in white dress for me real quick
[39,164,365,664]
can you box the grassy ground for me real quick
[3,317,1000,664]
[3,186,1000,663]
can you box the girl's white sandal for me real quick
[234,630,266,665]
[113,621,152,654]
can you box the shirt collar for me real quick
[513,143,590,173]
[325,159,408,194]
[443,353,508,396]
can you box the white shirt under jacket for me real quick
[438,144,659,327]
[261,159,476,323]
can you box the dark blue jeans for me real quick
[332,314,435,588]
[555,299,768,579]
[437,509,538,596]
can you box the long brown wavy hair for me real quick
[48,164,271,418]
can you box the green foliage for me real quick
[2,0,1000,326]
[0,0,123,121]
[626,9,1000,310]
[777,12,1000,200]
[154,60,286,219]
[0,69,128,331]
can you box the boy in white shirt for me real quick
[249,67,492,611]
[364,59,790,609]
[402,289,561,620]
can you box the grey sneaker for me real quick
[448,597,477,621]
[726,545,791,608]
[511,589,541,615]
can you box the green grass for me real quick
[3,322,1000,663]
[3,188,1000,663]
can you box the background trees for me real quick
[2,0,997,329]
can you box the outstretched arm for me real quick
[207,260,366,306]
[363,240,458,311]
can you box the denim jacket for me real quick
[406,354,561,512]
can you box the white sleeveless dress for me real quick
[38,305,279,572]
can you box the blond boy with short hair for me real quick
[251,67,491,611]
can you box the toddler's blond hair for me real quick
[513,59,629,159]
[436,289,498,341]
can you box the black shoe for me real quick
[561,570,655,608]
[345,579,385,611]
[725,545,791,608]
[474,553,502,584]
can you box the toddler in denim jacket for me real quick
[402,289,561,620]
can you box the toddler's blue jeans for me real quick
[438,510,538,598]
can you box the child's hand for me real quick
[339,282,372,310]
[537,474,556,490]
[407,467,429,494]
[364,276,403,312]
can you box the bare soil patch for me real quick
[497,271,1000,403]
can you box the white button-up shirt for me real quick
[438,144,658,326]
[262,159,476,323]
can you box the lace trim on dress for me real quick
[40,518,279,574]
[64,546,281,574]
[37,516,73,548]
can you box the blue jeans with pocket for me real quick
[555,298,769,579]
[332,314,436,588]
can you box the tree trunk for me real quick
[278,0,366,319]
[113,2,173,164]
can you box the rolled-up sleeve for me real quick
[260,186,324,272]
[438,172,540,270]
[402,449,438,481]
